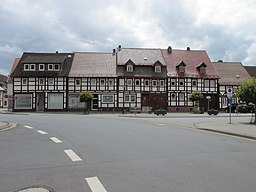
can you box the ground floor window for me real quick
[48,93,63,109]
[124,94,136,102]
[68,94,84,108]
[15,94,32,109]
[102,95,114,103]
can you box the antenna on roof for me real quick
[167,46,172,54]
[186,47,190,51]
[118,45,122,51]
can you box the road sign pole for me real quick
[228,97,232,124]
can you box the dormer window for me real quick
[155,66,161,73]
[30,64,35,71]
[24,64,29,71]
[127,64,133,72]
[54,64,60,71]
[197,62,207,74]
[48,64,53,71]
[39,64,45,71]
[176,61,186,73]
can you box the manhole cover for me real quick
[16,186,54,192]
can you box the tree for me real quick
[189,91,203,113]
[236,78,256,123]
[79,91,94,114]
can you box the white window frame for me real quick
[48,78,54,85]
[192,80,197,86]
[30,64,35,71]
[102,95,114,103]
[15,94,32,109]
[22,78,28,85]
[144,79,149,86]
[160,80,165,87]
[152,80,157,86]
[124,95,136,102]
[100,79,105,86]
[75,79,81,86]
[39,64,45,71]
[91,78,96,86]
[135,79,140,86]
[54,64,60,71]
[127,79,133,86]
[155,66,162,73]
[39,78,45,85]
[108,79,114,87]
[179,79,184,86]
[48,64,53,71]
[24,64,29,71]
[127,65,133,72]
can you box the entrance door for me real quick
[141,93,150,106]
[37,93,44,112]
[150,93,167,111]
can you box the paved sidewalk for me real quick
[0,121,12,131]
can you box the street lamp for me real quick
[206,96,211,111]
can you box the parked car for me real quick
[237,103,248,113]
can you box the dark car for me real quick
[237,103,248,113]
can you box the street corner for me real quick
[0,121,17,132]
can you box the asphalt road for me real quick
[1,113,256,192]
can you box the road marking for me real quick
[64,149,82,162]
[158,123,167,126]
[85,177,107,192]
[24,125,33,129]
[37,130,48,135]
[50,137,62,143]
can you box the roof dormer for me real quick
[196,62,207,74]
[125,59,135,72]
[176,61,186,73]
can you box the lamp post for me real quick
[206,96,211,111]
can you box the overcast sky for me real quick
[1,0,256,75]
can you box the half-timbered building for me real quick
[212,61,251,110]
[68,52,117,111]
[10,52,74,112]
[116,48,168,112]
[162,47,220,112]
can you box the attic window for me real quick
[24,64,29,71]
[179,65,185,73]
[54,64,60,71]
[127,64,133,72]
[39,64,45,71]
[30,64,35,71]
[155,65,161,73]
[199,66,206,73]
[48,64,53,71]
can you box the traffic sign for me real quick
[227,87,233,98]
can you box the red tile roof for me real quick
[69,52,116,77]
[8,58,20,83]
[212,62,251,85]
[162,48,219,78]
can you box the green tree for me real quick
[189,91,203,113]
[236,78,256,123]
[79,91,94,114]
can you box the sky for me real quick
[1,0,256,75]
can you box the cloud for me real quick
[0,0,256,75]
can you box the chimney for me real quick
[113,49,116,55]
[118,45,122,51]
[186,47,190,51]
[218,60,223,62]
[56,51,59,53]
[167,46,172,54]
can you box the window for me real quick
[179,79,184,86]
[205,80,209,87]
[144,79,149,86]
[39,78,44,85]
[48,93,63,109]
[127,65,133,72]
[179,93,185,101]
[100,79,105,86]
[54,64,60,71]
[155,66,161,73]
[124,95,136,102]
[75,79,81,86]
[15,94,32,109]
[171,93,176,100]
[48,64,53,71]
[24,64,29,71]
[30,64,35,71]
[91,78,96,85]
[102,95,114,103]
[48,78,54,85]
[135,79,140,86]
[68,94,84,109]
[39,64,45,71]
[200,66,206,73]
[171,79,176,86]
[108,79,114,87]
[192,80,197,86]
[119,79,124,86]
[210,80,215,87]
[160,80,165,87]
[179,65,185,73]
[22,78,28,85]
[127,79,133,86]
[152,80,157,86]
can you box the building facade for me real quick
[212,61,251,110]
[10,52,74,112]
[163,47,219,112]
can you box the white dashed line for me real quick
[85,177,107,192]
[24,125,33,129]
[158,123,167,126]
[50,137,62,143]
[37,130,48,135]
[64,149,82,162]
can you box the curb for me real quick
[0,122,17,132]
[197,128,256,141]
